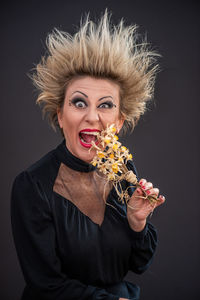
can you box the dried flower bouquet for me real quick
[90,124,158,207]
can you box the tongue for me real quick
[81,133,96,143]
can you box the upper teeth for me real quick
[81,131,99,135]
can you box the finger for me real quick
[152,195,165,209]
[131,187,147,202]
[143,181,153,191]
[146,188,159,196]
[129,187,146,209]
[139,178,147,189]
[135,187,144,197]
[157,194,165,205]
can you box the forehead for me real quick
[65,76,120,99]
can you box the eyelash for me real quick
[70,98,87,108]
[70,98,116,109]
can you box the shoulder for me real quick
[12,144,61,198]
[27,146,59,178]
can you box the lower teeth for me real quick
[80,137,91,144]
[80,136,97,144]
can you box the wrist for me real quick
[127,215,146,232]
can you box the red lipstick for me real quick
[79,129,100,133]
[79,129,100,148]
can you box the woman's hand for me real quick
[127,178,165,232]
[119,298,129,300]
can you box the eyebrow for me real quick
[72,91,114,101]
[72,91,88,98]
[98,96,113,101]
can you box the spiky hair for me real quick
[32,10,159,133]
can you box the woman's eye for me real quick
[98,102,115,109]
[71,98,87,108]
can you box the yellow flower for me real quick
[118,157,124,162]
[104,138,111,144]
[92,161,97,166]
[111,127,116,133]
[109,153,114,159]
[114,135,119,140]
[127,154,133,160]
[112,143,119,151]
[112,163,119,173]
[121,146,127,152]
[98,152,105,158]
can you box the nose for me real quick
[85,106,100,123]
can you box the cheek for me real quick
[61,106,73,127]
[100,110,121,125]
[61,109,82,137]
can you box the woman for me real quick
[11,11,165,300]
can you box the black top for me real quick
[11,140,157,300]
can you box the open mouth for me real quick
[79,130,100,148]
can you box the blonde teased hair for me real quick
[32,10,159,133]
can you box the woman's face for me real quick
[57,76,124,163]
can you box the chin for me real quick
[81,153,95,163]
[78,149,95,163]
[67,141,96,163]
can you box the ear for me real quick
[116,118,124,134]
[57,107,63,129]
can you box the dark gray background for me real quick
[1,0,199,299]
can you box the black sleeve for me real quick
[128,223,158,274]
[126,159,158,274]
[11,171,119,300]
